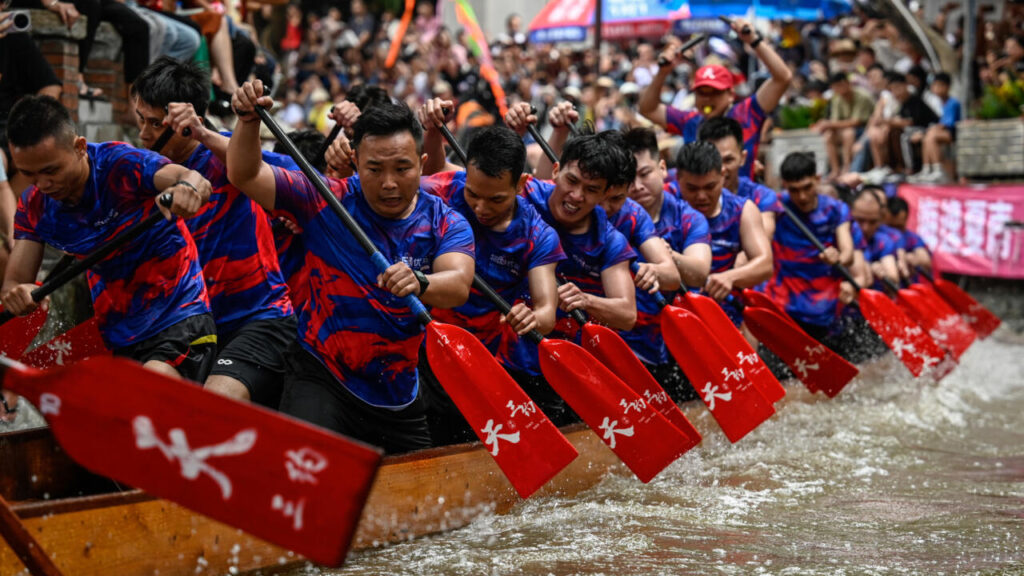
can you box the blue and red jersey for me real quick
[14,142,209,349]
[607,198,657,249]
[608,198,663,365]
[736,176,782,216]
[863,224,903,263]
[664,96,767,178]
[261,153,312,311]
[183,145,293,336]
[522,177,635,338]
[902,229,927,252]
[421,171,566,376]
[851,220,868,251]
[706,191,749,326]
[270,169,475,408]
[766,193,851,327]
[663,179,681,199]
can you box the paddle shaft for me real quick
[527,119,559,165]
[0,493,63,576]
[657,33,709,67]
[781,203,861,289]
[0,194,172,327]
[471,275,545,345]
[316,118,360,174]
[254,106,432,324]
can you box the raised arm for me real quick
[637,43,678,127]
[729,18,792,114]
[417,98,461,175]
[533,102,577,180]
[226,80,280,211]
[165,102,230,162]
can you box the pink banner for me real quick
[901,184,1024,279]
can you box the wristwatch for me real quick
[750,33,764,49]
[413,270,430,295]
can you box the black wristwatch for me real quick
[413,270,430,295]
[750,33,764,49]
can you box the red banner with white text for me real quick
[900,184,1024,279]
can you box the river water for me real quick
[302,326,1024,576]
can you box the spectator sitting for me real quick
[913,72,960,183]
[887,72,939,178]
[813,72,874,180]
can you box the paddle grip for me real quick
[0,194,172,326]
[555,276,590,325]
[916,265,935,283]
[471,275,544,344]
[781,203,861,290]
[567,115,581,138]
[527,108,559,165]
[316,122,344,164]
[254,106,433,325]
[630,261,669,309]
[150,127,176,154]
[657,33,708,67]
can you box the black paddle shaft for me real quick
[526,108,560,166]
[471,275,545,345]
[438,122,468,165]
[0,193,173,327]
[780,204,861,289]
[656,34,709,67]
[253,105,433,325]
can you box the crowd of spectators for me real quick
[5,0,1024,184]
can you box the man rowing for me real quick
[416,110,567,437]
[639,18,792,178]
[766,152,863,357]
[887,195,932,281]
[228,80,475,453]
[2,95,215,381]
[504,105,637,339]
[850,188,902,290]
[697,117,783,239]
[130,58,298,407]
[675,141,772,345]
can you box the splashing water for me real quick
[302,332,1024,576]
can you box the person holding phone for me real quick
[638,17,792,179]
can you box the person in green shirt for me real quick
[813,72,875,180]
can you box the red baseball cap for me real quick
[692,65,734,91]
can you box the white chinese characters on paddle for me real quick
[285,447,328,485]
[598,417,634,449]
[133,416,257,500]
[700,382,733,412]
[481,419,520,456]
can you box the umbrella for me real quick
[528,0,690,44]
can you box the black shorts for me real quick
[211,315,298,408]
[279,342,431,455]
[114,313,217,384]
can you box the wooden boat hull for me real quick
[0,423,625,575]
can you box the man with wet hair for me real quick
[675,141,772,345]
[639,17,792,178]
[131,57,297,408]
[697,116,782,238]
[2,95,214,381]
[417,116,568,437]
[228,80,475,454]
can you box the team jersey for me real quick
[608,198,657,249]
[421,171,566,376]
[261,153,312,311]
[766,193,851,327]
[522,177,635,339]
[271,169,475,408]
[851,220,868,251]
[14,142,209,348]
[706,191,749,326]
[664,95,767,178]
[183,145,293,335]
[663,179,681,199]
[735,176,782,215]
[902,228,927,252]
[863,224,903,263]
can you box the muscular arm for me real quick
[0,239,44,316]
[751,40,793,114]
[637,236,681,291]
[761,211,776,240]
[590,260,637,330]
[873,254,900,287]
[673,242,711,288]
[226,116,278,210]
[835,222,854,267]
[705,201,772,299]
[638,67,670,127]
[421,251,474,309]
[526,262,559,335]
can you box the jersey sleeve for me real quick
[664,106,700,136]
[680,209,711,250]
[102,144,171,199]
[602,224,637,270]
[272,166,349,227]
[435,205,476,259]
[420,171,465,204]
[755,183,783,213]
[525,218,567,270]
[13,189,43,243]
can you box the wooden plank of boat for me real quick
[0,423,625,575]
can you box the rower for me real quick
[130,58,298,408]
[504,103,638,339]
[850,188,903,290]
[227,80,476,454]
[417,114,568,438]
[887,195,932,281]
[765,152,858,354]
[697,117,783,239]
[619,127,712,401]
[638,17,792,178]
[2,95,215,382]
[675,141,772,346]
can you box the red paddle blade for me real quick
[743,306,860,398]
[425,322,578,498]
[897,289,974,360]
[931,278,1001,338]
[579,323,701,449]
[660,306,775,443]
[910,283,978,356]
[0,307,47,359]
[683,293,786,404]
[741,289,800,328]
[857,289,955,381]
[538,339,692,483]
[1,355,381,568]
[20,317,109,368]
